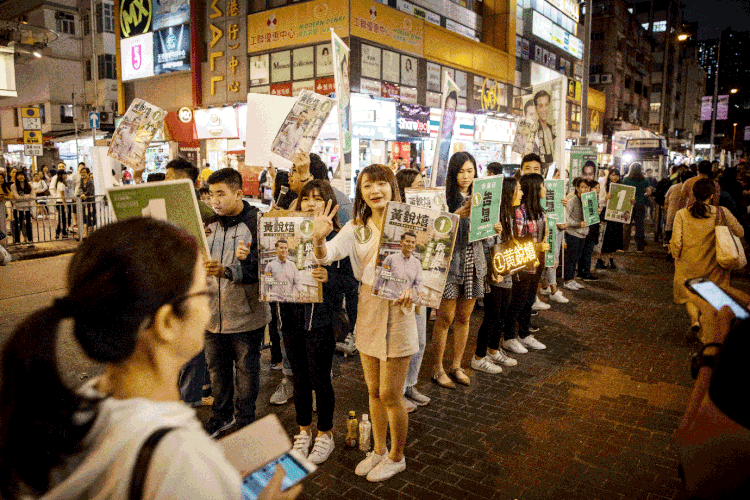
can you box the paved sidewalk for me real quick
[243,244,734,500]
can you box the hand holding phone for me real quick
[256,465,303,500]
[686,278,749,344]
[685,278,749,320]
[241,450,314,500]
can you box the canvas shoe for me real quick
[308,433,335,464]
[520,335,547,350]
[404,386,431,406]
[206,416,236,439]
[355,450,387,476]
[488,348,518,367]
[471,356,503,374]
[563,281,579,291]
[335,332,358,357]
[502,338,529,354]
[549,290,569,303]
[532,297,551,310]
[292,430,312,458]
[366,457,407,482]
[573,280,585,289]
[404,397,417,413]
[539,286,552,295]
[270,378,293,405]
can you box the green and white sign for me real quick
[106,179,209,254]
[469,175,503,243]
[581,190,600,226]
[543,179,565,222]
[545,214,557,267]
[604,183,636,223]
[569,145,597,179]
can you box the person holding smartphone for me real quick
[0,218,300,500]
[671,178,744,338]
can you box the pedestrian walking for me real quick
[622,163,651,252]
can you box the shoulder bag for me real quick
[714,207,746,270]
[129,427,176,500]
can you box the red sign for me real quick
[381,82,400,99]
[270,83,293,97]
[315,77,335,96]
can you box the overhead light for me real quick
[677,34,689,41]
[731,88,739,94]
[32,50,41,57]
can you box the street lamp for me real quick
[678,34,689,41]
[731,88,739,94]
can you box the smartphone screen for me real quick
[690,281,750,319]
[241,453,309,500]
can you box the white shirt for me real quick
[317,219,380,285]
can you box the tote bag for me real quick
[715,207,746,270]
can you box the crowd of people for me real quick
[1,150,749,499]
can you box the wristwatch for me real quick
[223,267,233,281]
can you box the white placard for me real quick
[271,51,291,83]
[361,44,382,79]
[360,78,382,97]
[316,44,333,77]
[293,46,315,81]
[382,50,400,83]
[401,55,418,87]
[120,32,155,81]
[244,93,296,170]
[250,54,269,86]
[426,62,441,92]
[194,107,239,139]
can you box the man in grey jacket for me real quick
[204,168,271,437]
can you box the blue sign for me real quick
[89,111,100,129]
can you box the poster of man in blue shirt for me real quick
[374,231,424,301]
[264,239,301,301]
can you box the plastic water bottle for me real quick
[359,414,371,452]
[345,411,358,448]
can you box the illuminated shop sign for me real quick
[530,10,582,59]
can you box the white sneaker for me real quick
[471,356,503,374]
[292,430,312,458]
[270,378,293,405]
[520,335,546,350]
[549,290,569,303]
[539,286,552,295]
[355,450,386,476]
[366,457,406,482]
[532,297,551,310]
[563,281,579,291]
[574,280,585,289]
[502,339,528,354]
[404,397,417,413]
[308,433,335,464]
[335,332,357,357]
[487,349,518,367]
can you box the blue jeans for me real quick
[404,307,427,389]
[205,328,264,426]
[178,350,209,404]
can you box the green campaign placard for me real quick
[545,214,558,267]
[581,191,600,226]
[543,179,565,222]
[604,183,636,223]
[106,179,210,254]
[569,146,597,179]
[469,175,503,243]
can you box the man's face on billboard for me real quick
[536,96,550,124]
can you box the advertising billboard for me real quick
[121,33,155,81]
[154,23,191,75]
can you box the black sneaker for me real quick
[580,274,599,281]
[528,324,540,333]
[531,310,539,316]
[595,259,607,269]
[206,416,236,438]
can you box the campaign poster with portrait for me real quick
[331,30,352,196]
[108,98,165,170]
[270,89,335,160]
[605,183,636,223]
[373,202,459,308]
[581,191,600,226]
[430,72,460,187]
[511,77,566,178]
[404,187,448,212]
[569,145,598,179]
[469,175,503,242]
[258,211,322,303]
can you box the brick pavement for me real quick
[223,244,746,500]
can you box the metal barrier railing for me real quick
[0,195,113,247]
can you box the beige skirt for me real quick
[355,284,419,361]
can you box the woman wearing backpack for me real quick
[0,218,300,500]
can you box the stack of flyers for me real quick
[270,90,335,160]
[403,187,448,212]
[372,202,459,308]
[108,98,166,170]
[258,211,322,303]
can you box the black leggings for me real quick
[280,304,336,431]
[476,285,512,357]
[13,209,32,241]
[503,268,542,340]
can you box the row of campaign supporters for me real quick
[0,151,642,499]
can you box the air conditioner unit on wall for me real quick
[100,111,111,123]
[590,74,601,84]
[601,74,614,84]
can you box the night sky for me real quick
[684,0,750,39]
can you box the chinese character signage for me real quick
[581,190,599,226]
[569,145,597,179]
[373,202,458,308]
[469,175,503,242]
[545,214,557,267]
[108,98,165,170]
[604,183,636,224]
[717,95,729,120]
[206,0,247,105]
[271,89,335,160]
[351,0,424,56]
[258,211,323,303]
[489,237,539,276]
[543,179,565,222]
[700,96,712,121]
[404,187,448,212]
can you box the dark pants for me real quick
[564,233,586,281]
[476,285,512,357]
[56,203,70,236]
[205,328,264,426]
[268,302,283,364]
[623,204,646,251]
[281,305,336,431]
[577,227,598,277]
[13,209,32,241]
[332,275,359,342]
[178,350,210,404]
[84,203,97,227]
[503,267,542,340]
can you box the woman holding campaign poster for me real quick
[313,164,417,482]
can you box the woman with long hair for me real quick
[473,175,521,372]
[431,152,486,388]
[313,164,417,481]
[622,162,651,252]
[10,170,35,243]
[0,218,299,500]
[599,168,624,268]
[671,178,744,338]
[54,172,69,238]
[395,168,431,410]
[502,173,548,354]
